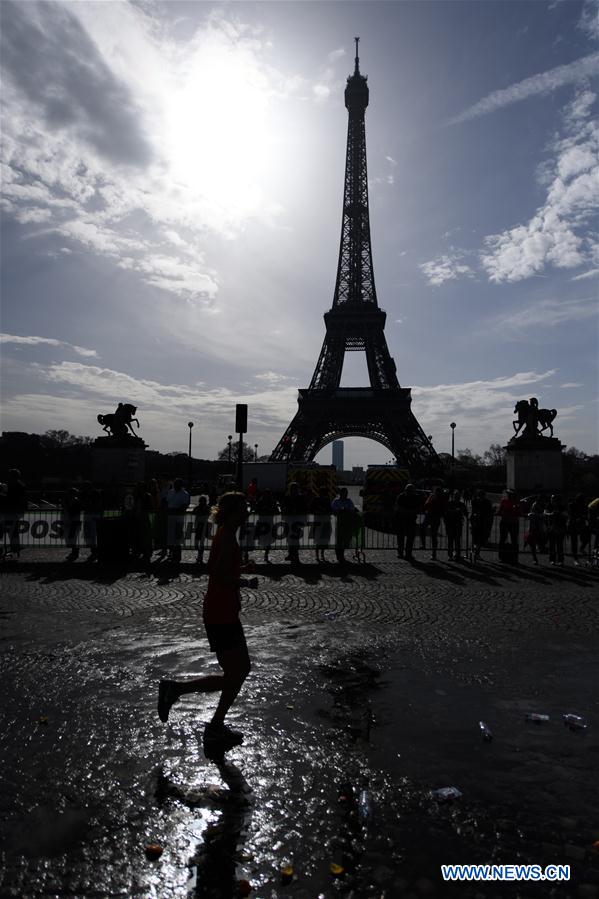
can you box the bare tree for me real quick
[217,441,256,462]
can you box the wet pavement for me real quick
[1,549,598,898]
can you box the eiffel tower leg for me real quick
[271,409,321,462]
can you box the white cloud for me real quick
[117,254,218,301]
[4,359,588,458]
[429,88,598,286]
[481,91,599,283]
[492,297,598,334]
[412,370,560,449]
[571,267,599,280]
[254,371,290,384]
[4,359,301,455]
[448,52,599,125]
[0,2,299,305]
[369,174,395,188]
[311,60,345,104]
[313,83,331,102]
[578,0,599,40]
[0,333,98,357]
[419,254,474,286]
[560,382,583,388]
[8,206,53,224]
[328,48,346,63]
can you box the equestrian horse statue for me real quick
[97,403,140,440]
[513,397,557,439]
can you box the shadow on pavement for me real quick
[254,560,383,585]
[7,556,596,591]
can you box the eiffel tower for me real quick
[271,40,440,474]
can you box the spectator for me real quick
[166,477,190,565]
[568,493,589,566]
[588,497,599,554]
[247,478,259,510]
[80,482,103,562]
[4,469,27,558]
[470,489,494,561]
[394,483,422,561]
[423,486,447,561]
[193,494,210,566]
[526,501,546,565]
[281,482,308,564]
[311,486,333,563]
[255,488,278,563]
[147,478,161,512]
[545,494,567,567]
[153,475,171,561]
[62,487,82,562]
[496,489,520,555]
[331,487,356,564]
[0,482,7,559]
[122,484,136,557]
[444,491,467,561]
[134,482,154,565]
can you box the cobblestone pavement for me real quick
[1,549,598,899]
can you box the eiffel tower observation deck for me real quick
[271,40,441,474]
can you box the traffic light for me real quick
[235,404,248,434]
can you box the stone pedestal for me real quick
[92,438,147,484]
[505,437,564,494]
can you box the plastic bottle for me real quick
[479,721,493,741]
[358,788,371,826]
[525,713,550,723]
[432,786,462,802]
[562,713,587,731]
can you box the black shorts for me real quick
[204,620,248,654]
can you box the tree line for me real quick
[1,430,597,494]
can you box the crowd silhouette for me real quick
[1,468,598,569]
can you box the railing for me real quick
[0,509,594,562]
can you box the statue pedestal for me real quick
[505,437,564,494]
[92,437,147,484]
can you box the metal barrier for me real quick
[0,509,595,562]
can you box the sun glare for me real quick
[164,38,273,223]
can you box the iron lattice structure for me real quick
[271,40,440,474]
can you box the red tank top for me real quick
[203,526,242,624]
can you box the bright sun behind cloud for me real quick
[163,31,274,224]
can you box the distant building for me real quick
[332,440,344,470]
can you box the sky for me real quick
[1,0,598,469]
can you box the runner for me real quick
[157,492,258,751]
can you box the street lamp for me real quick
[187,422,194,490]
[227,434,233,466]
[254,443,258,462]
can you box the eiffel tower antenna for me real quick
[271,44,440,474]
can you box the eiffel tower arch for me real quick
[271,40,440,476]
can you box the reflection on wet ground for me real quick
[0,552,598,897]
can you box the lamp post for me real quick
[227,435,233,467]
[450,422,456,485]
[187,421,194,491]
[254,443,258,462]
